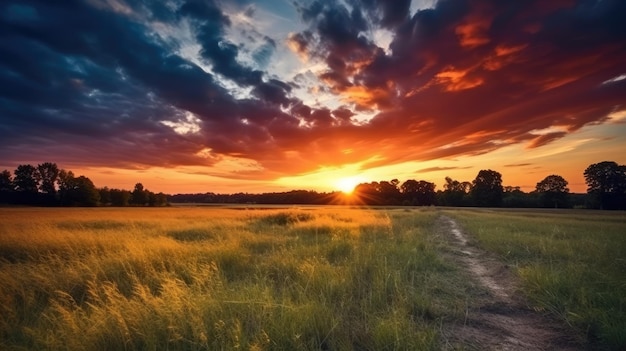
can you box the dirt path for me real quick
[437,215,583,350]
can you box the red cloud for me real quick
[435,67,484,91]
[455,16,491,48]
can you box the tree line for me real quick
[171,161,626,210]
[348,161,625,209]
[1,161,624,209]
[0,162,167,207]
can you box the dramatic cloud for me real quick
[1,0,625,186]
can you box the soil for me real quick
[437,215,586,350]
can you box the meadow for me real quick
[450,208,626,348]
[0,206,624,350]
[0,207,476,350]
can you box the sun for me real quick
[335,176,363,194]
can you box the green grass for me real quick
[0,207,474,350]
[446,208,626,349]
[6,207,620,349]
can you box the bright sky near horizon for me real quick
[1,0,625,194]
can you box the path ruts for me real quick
[438,215,583,350]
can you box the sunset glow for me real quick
[336,177,365,195]
[0,0,624,194]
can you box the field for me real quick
[0,206,624,350]
[450,209,626,348]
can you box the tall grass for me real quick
[0,207,473,350]
[447,209,626,349]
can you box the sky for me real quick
[1,0,625,194]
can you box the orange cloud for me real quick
[435,67,484,91]
[286,32,311,61]
[455,1,494,49]
[527,132,568,148]
[455,19,491,48]
[483,44,528,71]
[340,85,393,109]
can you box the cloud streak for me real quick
[417,166,472,173]
[1,0,625,183]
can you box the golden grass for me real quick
[1,206,472,350]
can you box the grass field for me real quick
[447,208,626,349]
[1,207,624,350]
[0,207,477,350]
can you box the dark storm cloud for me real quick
[0,0,226,166]
[332,107,355,121]
[182,1,263,86]
[0,0,305,171]
[290,102,312,119]
[251,79,293,106]
[179,0,295,117]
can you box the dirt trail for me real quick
[438,215,583,350]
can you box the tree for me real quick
[36,162,60,205]
[0,170,14,203]
[36,162,59,194]
[110,189,131,206]
[154,192,169,206]
[131,183,148,206]
[584,161,626,210]
[62,175,100,206]
[13,164,39,204]
[0,170,13,191]
[536,175,570,208]
[401,179,436,205]
[502,186,535,208]
[57,169,75,205]
[401,179,420,205]
[99,187,111,205]
[354,182,380,205]
[471,169,503,207]
[503,186,521,193]
[441,177,471,206]
[145,190,169,206]
[13,164,39,193]
[148,191,157,206]
[377,180,400,205]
